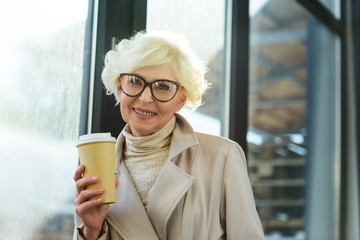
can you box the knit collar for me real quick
[123,116,176,154]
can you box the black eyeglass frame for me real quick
[118,73,181,102]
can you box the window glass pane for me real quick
[318,0,340,19]
[147,0,225,136]
[0,0,88,238]
[304,14,341,240]
[249,0,339,238]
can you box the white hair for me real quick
[101,31,210,110]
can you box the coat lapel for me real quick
[106,130,159,239]
[146,114,198,239]
[147,160,195,240]
[107,115,198,239]
[106,161,159,239]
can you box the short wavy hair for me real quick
[101,31,209,110]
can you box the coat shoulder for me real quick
[193,132,246,164]
[195,132,241,151]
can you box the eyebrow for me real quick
[129,72,177,83]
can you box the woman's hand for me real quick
[73,164,118,240]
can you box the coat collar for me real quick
[107,113,198,239]
[169,113,199,159]
[114,113,198,173]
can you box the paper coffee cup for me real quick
[76,133,116,204]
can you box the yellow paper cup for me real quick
[76,133,116,204]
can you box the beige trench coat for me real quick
[74,114,265,240]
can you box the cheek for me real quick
[158,102,176,116]
[118,93,133,117]
[118,91,129,105]
[119,101,132,124]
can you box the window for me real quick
[0,0,88,238]
[248,1,307,237]
[248,0,340,238]
[1,0,353,239]
[147,0,225,136]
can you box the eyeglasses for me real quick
[119,73,181,102]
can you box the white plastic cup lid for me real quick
[76,132,116,147]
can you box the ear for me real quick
[175,93,187,112]
[117,85,122,98]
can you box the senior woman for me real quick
[73,31,264,240]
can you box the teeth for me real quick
[134,109,155,116]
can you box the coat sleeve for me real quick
[221,142,265,239]
[73,213,110,240]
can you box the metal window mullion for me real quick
[296,0,343,35]
[227,0,250,153]
[87,0,100,134]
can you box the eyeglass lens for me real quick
[120,74,178,102]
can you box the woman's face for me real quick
[117,65,186,137]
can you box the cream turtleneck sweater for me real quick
[122,116,176,208]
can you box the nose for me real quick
[138,86,154,103]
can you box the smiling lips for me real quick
[133,108,156,116]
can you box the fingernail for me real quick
[91,177,97,181]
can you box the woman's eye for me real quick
[155,82,171,91]
[129,76,142,85]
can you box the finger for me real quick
[73,164,85,182]
[115,179,119,188]
[75,176,99,196]
[75,188,106,206]
[75,198,104,216]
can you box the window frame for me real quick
[81,0,147,138]
[84,0,352,238]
